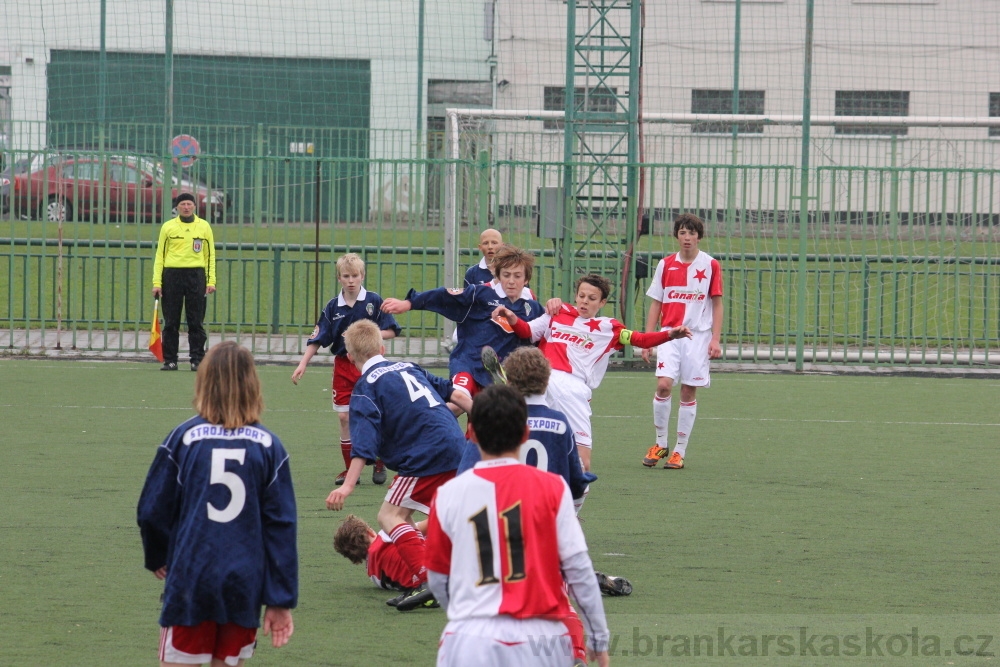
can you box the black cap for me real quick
[174,192,196,206]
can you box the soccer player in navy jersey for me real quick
[382,244,544,407]
[465,228,503,287]
[326,320,472,600]
[292,253,401,486]
[457,346,591,509]
[425,384,610,667]
[138,342,297,666]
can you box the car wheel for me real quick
[42,196,72,222]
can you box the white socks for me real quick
[652,394,672,447]
[674,400,697,458]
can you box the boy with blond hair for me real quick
[327,320,472,608]
[292,253,400,486]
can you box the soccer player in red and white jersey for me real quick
[425,384,611,667]
[493,274,691,474]
[333,515,428,604]
[640,213,724,470]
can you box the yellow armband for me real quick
[619,329,633,345]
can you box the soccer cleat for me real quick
[386,590,411,607]
[481,345,507,385]
[663,452,685,469]
[595,571,633,597]
[160,362,178,371]
[334,470,355,486]
[396,583,439,611]
[190,361,200,372]
[642,445,669,467]
[372,459,387,485]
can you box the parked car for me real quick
[3,152,225,223]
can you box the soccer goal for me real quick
[442,108,1000,369]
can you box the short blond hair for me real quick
[336,253,366,277]
[193,341,264,429]
[503,346,550,396]
[343,320,383,365]
[490,244,534,283]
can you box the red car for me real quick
[7,154,225,223]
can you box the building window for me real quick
[990,93,1000,138]
[691,89,765,134]
[428,80,492,107]
[543,86,618,130]
[835,90,909,136]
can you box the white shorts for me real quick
[545,371,593,448]
[438,616,574,667]
[654,329,712,387]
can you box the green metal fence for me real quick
[2,136,999,368]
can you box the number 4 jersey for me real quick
[137,416,298,629]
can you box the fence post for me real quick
[861,257,870,348]
[477,149,491,229]
[254,123,264,226]
[271,247,282,334]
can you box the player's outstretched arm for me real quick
[381,298,412,314]
[326,457,367,510]
[262,606,294,648]
[491,305,517,326]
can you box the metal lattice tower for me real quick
[562,0,642,323]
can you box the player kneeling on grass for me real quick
[326,320,472,611]
[425,384,612,667]
[493,274,691,475]
[334,515,436,609]
[138,341,297,667]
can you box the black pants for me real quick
[161,267,207,364]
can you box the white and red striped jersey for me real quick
[646,250,723,332]
[521,305,627,390]
[424,458,588,623]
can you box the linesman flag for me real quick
[149,299,164,362]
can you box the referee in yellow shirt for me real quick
[151,192,217,371]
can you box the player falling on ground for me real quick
[138,342,297,667]
[333,514,435,609]
[493,273,691,476]
[382,243,543,412]
[291,253,400,486]
[425,384,611,667]
[640,213,723,470]
[325,320,471,611]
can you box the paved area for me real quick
[3,328,999,376]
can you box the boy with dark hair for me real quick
[382,244,543,406]
[641,213,724,470]
[493,273,691,473]
[425,384,611,667]
[292,253,401,486]
[333,514,431,608]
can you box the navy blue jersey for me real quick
[407,283,543,387]
[137,416,298,628]
[464,259,494,287]
[458,397,591,500]
[307,287,401,356]
[349,356,466,476]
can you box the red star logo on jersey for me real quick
[657,362,665,369]
[694,269,708,282]
[585,318,602,332]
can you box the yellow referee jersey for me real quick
[152,216,217,288]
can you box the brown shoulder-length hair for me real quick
[193,341,264,428]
